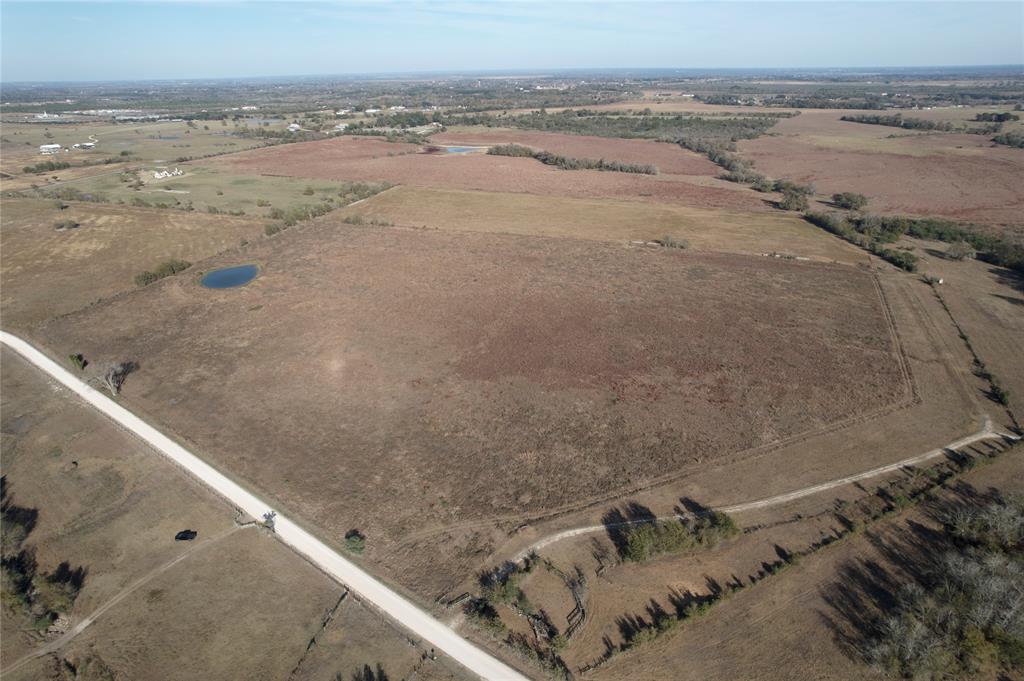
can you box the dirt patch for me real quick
[210,136,768,211]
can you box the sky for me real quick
[1,1,1022,82]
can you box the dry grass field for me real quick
[431,129,719,175]
[28,216,909,598]
[211,135,767,210]
[738,110,1024,226]
[0,349,467,681]
[0,198,264,328]
[338,185,865,263]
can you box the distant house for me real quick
[333,123,349,132]
[364,108,381,114]
[287,123,302,132]
[39,144,63,155]
[336,109,351,115]
[388,105,406,111]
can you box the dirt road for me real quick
[516,418,1018,560]
[0,331,528,681]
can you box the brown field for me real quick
[210,135,768,211]
[0,349,466,681]
[738,110,1024,225]
[431,129,719,175]
[339,185,865,263]
[28,216,908,599]
[0,198,264,328]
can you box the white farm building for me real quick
[39,144,63,155]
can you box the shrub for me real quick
[256,199,271,207]
[661,235,689,249]
[67,354,87,370]
[302,186,315,195]
[53,220,79,231]
[778,190,809,211]
[135,259,191,286]
[264,222,284,236]
[945,241,976,261]
[344,530,365,554]
[832,192,869,210]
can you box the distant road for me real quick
[0,331,528,681]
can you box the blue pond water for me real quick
[201,264,259,289]
[445,146,480,153]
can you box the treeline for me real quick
[700,94,886,110]
[22,160,71,174]
[864,496,1024,679]
[264,181,389,235]
[487,143,658,174]
[974,112,1020,122]
[135,259,191,286]
[993,131,1024,148]
[804,213,920,271]
[805,211,1024,274]
[2,477,86,631]
[841,113,956,131]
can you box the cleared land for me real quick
[738,109,1024,226]
[0,198,263,328]
[211,135,768,210]
[0,348,468,681]
[29,217,908,598]
[338,185,865,263]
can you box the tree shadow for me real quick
[601,502,655,558]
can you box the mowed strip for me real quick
[339,185,865,264]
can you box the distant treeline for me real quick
[841,113,957,131]
[487,143,658,174]
[439,109,783,178]
[700,94,886,110]
[805,212,1024,274]
[974,112,1020,122]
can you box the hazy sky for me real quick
[2,1,1022,82]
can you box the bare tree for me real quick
[100,362,137,396]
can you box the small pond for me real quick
[445,146,484,154]
[200,264,259,289]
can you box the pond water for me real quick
[200,264,259,289]
[445,146,484,154]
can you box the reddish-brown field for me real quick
[30,217,908,597]
[431,129,719,175]
[739,110,1024,225]
[210,136,767,211]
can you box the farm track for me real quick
[0,331,529,681]
[514,419,1019,561]
[5,525,246,674]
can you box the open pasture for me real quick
[431,129,719,175]
[339,185,865,263]
[738,109,1024,225]
[210,135,767,210]
[30,217,908,597]
[0,198,263,328]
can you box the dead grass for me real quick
[738,110,1024,226]
[0,198,264,328]
[0,348,469,681]
[30,218,907,599]
[210,136,767,211]
[338,185,865,263]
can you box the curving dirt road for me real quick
[516,418,1018,561]
[0,331,528,681]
